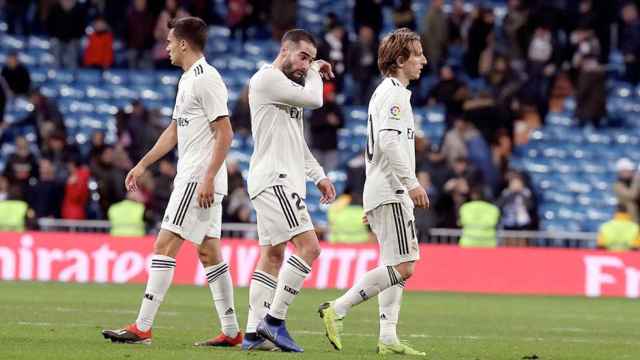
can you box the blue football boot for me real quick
[256,318,303,352]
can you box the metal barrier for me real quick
[29,219,597,248]
[425,228,597,248]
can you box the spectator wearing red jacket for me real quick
[61,157,90,220]
[83,17,114,70]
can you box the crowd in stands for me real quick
[0,0,639,248]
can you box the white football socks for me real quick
[267,255,311,320]
[246,270,277,333]
[135,255,176,332]
[378,282,404,345]
[333,265,402,318]
[204,262,239,337]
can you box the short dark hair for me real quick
[281,29,317,48]
[168,16,207,51]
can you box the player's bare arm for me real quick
[197,116,233,208]
[125,121,178,192]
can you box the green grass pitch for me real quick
[0,281,637,359]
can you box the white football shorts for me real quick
[367,200,420,266]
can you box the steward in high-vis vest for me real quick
[0,199,28,231]
[598,209,640,251]
[459,188,500,247]
[328,195,368,243]
[108,194,145,237]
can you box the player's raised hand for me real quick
[408,185,430,209]
[317,178,336,204]
[196,181,215,209]
[312,60,335,80]
[125,165,146,192]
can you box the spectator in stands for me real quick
[425,65,468,126]
[309,83,344,173]
[447,0,468,46]
[227,0,252,43]
[459,186,500,247]
[47,0,86,69]
[572,27,606,127]
[421,0,448,72]
[414,171,438,242]
[27,158,64,219]
[83,16,114,70]
[436,157,477,228]
[126,0,155,69]
[152,0,189,68]
[223,160,252,223]
[597,205,640,251]
[419,142,449,190]
[4,136,38,199]
[1,52,31,96]
[41,131,73,182]
[21,89,65,147]
[318,19,347,92]
[613,158,640,223]
[147,158,175,229]
[353,0,383,39]
[502,0,528,63]
[348,25,379,105]
[5,0,31,35]
[497,171,534,245]
[621,3,640,85]
[464,121,499,195]
[90,145,126,218]
[88,131,106,164]
[270,0,297,41]
[344,153,366,205]
[440,118,469,168]
[231,86,251,135]
[0,176,8,201]
[61,155,90,220]
[464,6,495,78]
[393,0,416,30]
[124,100,161,164]
[483,55,525,113]
[525,25,555,110]
[0,186,29,231]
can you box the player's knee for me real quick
[306,244,321,261]
[395,262,415,280]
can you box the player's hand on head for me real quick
[125,165,145,192]
[362,214,369,225]
[312,60,335,80]
[317,178,336,204]
[408,185,429,209]
[196,181,215,209]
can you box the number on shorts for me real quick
[291,192,306,210]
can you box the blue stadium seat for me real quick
[102,69,129,85]
[85,85,111,100]
[76,69,102,84]
[129,71,155,86]
[47,69,75,84]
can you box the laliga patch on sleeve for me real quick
[389,105,401,119]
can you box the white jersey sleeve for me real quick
[378,88,407,133]
[252,66,323,109]
[195,72,229,122]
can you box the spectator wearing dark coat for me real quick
[90,146,127,218]
[3,136,39,199]
[27,158,64,219]
[353,0,383,38]
[1,52,31,96]
[348,25,379,105]
[126,0,155,69]
[309,83,344,173]
[47,0,86,69]
[318,20,348,92]
[620,3,640,84]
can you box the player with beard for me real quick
[242,29,337,352]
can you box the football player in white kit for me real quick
[102,17,242,347]
[242,29,336,352]
[319,28,429,356]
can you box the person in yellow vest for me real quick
[108,191,146,237]
[459,187,500,247]
[328,194,369,243]
[597,206,640,251]
[0,179,29,231]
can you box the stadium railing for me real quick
[23,219,598,248]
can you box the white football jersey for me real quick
[172,56,229,195]
[247,64,326,199]
[363,77,416,212]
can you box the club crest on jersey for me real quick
[390,105,401,119]
[289,107,300,119]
